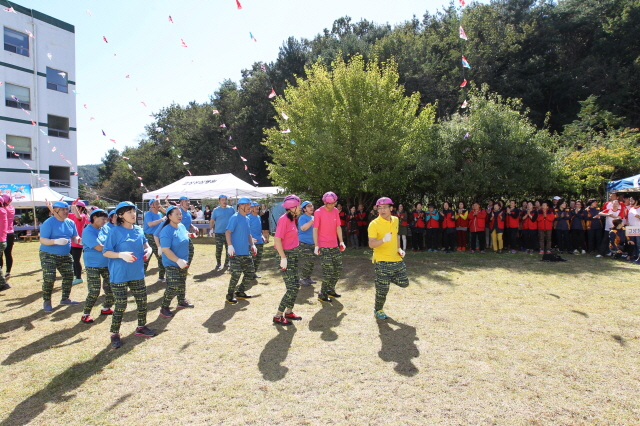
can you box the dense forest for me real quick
[82,0,640,205]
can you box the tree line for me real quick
[84,0,640,205]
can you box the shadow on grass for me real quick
[107,392,132,411]
[295,283,316,305]
[377,318,419,377]
[0,317,164,426]
[202,300,249,333]
[0,290,44,314]
[258,325,297,381]
[308,299,346,341]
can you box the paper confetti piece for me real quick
[47,53,52,60]
[103,36,108,43]
[461,100,468,108]
[122,156,129,160]
[252,180,258,185]
[40,129,47,135]
[244,165,248,171]
[125,75,130,78]
[249,173,256,176]
[4,7,17,13]
[156,127,163,132]
[168,15,174,23]
[110,139,116,143]
[212,109,220,114]
[127,164,133,170]
[290,140,296,145]
[180,39,188,48]
[7,145,14,149]
[183,162,189,165]
[260,64,266,71]
[250,32,257,42]
[86,10,92,16]
[281,129,291,134]
[220,124,226,128]
[141,102,147,107]
[236,0,242,10]
[459,0,466,6]
[31,120,36,126]
[102,130,106,136]
[21,108,30,115]
[240,156,247,161]
[25,30,35,38]
[462,56,471,68]
[464,132,470,138]
[228,136,232,141]
[282,112,289,120]
[58,72,66,77]
[83,104,87,109]
[460,79,467,88]
[187,170,192,176]
[268,88,276,98]
[52,147,56,152]
[232,146,237,150]
[90,117,95,121]
[73,90,78,95]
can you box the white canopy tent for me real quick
[142,174,282,201]
[12,186,75,208]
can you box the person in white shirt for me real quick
[626,196,640,262]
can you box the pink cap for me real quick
[322,191,338,204]
[375,197,393,206]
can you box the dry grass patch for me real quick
[1,241,639,425]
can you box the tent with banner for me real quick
[606,174,640,193]
[142,173,282,201]
[11,186,75,207]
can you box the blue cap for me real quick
[238,197,251,204]
[52,201,68,208]
[90,209,107,219]
[301,201,311,209]
[250,202,259,207]
[115,201,136,213]
[165,205,178,216]
[179,196,189,201]
[219,194,228,199]
[108,210,116,218]
[148,199,158,206]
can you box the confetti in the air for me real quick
[212,110,220,114]
[47,53,52,60]
[282,112,289,120]
[236,0,242,10]
[25,30,34,38]
[459,26,468,41]
[281,129,291,134]
[460,79,467,88]
[103,36,108,43]
[462,56,471,68]
[461,100,468,108]
[168,16,174,23]
[86,10,92,16]
[268,88,276,98]
[180,39,188,48]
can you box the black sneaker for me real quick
[234,291,252,299]
[254,274,261,279]
[317,292,332,303]
[159,307,174,318]
[177,300,194,309]
[226,295,238,305]
[215,264,222,270]
[326,290,341,298]
[111,333,122,349]
[0,284,10,291]
[134,326,157,337]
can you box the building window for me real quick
[49,166,70,189]
[5,83,30,110]
[46,67,68,93]
[5,135,31,160]
[48,115,70,138]
[3,27,29,57]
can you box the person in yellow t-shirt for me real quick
[368,197,408,320]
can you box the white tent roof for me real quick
[12,186,75,208]
[142,174,280,200]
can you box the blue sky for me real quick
[16,0,472,165]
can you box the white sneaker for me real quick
[595,254,602,258]
[581,250,586,254]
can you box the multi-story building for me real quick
[1,0,77,197]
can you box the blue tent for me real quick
[607,174,640,192]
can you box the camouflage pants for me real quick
[161,266,188,308]
[298,242,316,279]
[188,238,195,267]
[319,246,342,294]
[215,233,228,266]
[83,266,113,314]
[253,244,264,272]
[40,251,74,301]
[278,248,300,312]
[110,279,147,334]
[0,242,5,287]
[227,255,255,296]
[143,233,165,278]
[374,261,409,311]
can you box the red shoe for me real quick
[462,247,466,251]
[456,247,461,251]
[273,316,292,325]
[284,312,302,321]
[81,314,94,323]
[101,308,114,315]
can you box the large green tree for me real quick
[264,55,436,205]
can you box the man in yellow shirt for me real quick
[368,197,408,320]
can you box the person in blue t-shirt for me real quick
[103,202,156,349]
[143,199,167,281]
[212,194,236,270]
[158,206,194,317]
[39,201,81,312]
[81,209,114,323]
[249,202,265,278]
[298,201,317,286]
[225,198,257,304]
[178,196,198,267]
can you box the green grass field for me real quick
[0,239,639,425]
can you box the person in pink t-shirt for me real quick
[313,191,346,303]
[0,196,8,291]
[1,194,15,282]
[273,195,303,325]
[68,201,90,285]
